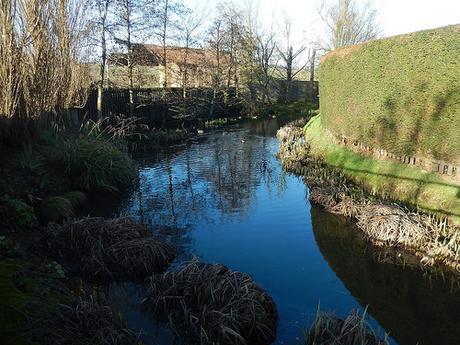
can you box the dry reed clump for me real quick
[309,187,339,209]
[48,217,175,280]
[143,260,278,345]
[356,204,432,249]
[305,309,388,345]
[107,238,175,279]
[48,295,140,345]
[328,196,364,218]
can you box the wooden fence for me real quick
[339,135,460,182]
[77,87,240,125]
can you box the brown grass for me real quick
[142,259,278,345]
[48,295,140,345]
[305,308,388,345]
[356,204,431,248]
[49,217,175,280]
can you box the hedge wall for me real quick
[318,25,460,162]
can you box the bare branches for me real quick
[319,0,381,50]
[277,15,309,102]
[0,0,90,133]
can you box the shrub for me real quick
[63,191,88,209]
[319,25,460,162]
[40,196,74,222]
[0,236,20,258]
[0,196,37,227]
[57,137,135,192]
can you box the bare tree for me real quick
[114,0,146,113]
[235,1,259,101]
[208,18,224,117]
[90,0,112,118]
[0,0,22,121]
[0,0,90,139]
[153,0,185,91]
[177,4,207,99]
[277,17,309,103]
[319,0,381,50]
[253,31,278,103]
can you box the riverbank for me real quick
[1,111,290,345]
[305,115,460,223]
[277,118,460,272]
[0,119,143,344]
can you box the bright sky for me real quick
[184,0,460,44]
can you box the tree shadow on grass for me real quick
[332,164,460,217]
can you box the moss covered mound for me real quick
[319,25,460,162]
[143,260,278,345]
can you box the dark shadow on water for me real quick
[311,206,460,345]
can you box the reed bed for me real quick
[143,260,278,345]
[48,296,140,345]
[356,204,432,248]
[276,121,460,272]
[49,217,175,280]
[329,196,364,218]
[305,309,388,345]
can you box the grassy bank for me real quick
[278,119,460,271]
[304,115,460,223]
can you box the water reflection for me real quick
[83,118,460,345]
[311,206,460,345]
[131,130,287,231]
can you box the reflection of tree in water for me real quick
[310,206,460,345]
[131,130,287,230]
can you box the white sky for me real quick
[184,0,460,44]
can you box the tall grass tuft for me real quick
[48,217,175,280]
[48,295,140,345]
[57,137,135,192]
[143,260,278,345]
[305,308,388,345]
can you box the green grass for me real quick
[56,137,135,192]
[319,24,460,162]
[305,115,460,223]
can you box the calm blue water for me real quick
[88,119,460,345]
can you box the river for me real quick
[86,118,460,345]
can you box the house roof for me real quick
[137,44,219,66]
[108,44,230,67]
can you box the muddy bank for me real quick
[276,120,460,273]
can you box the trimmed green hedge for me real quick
[318,25,460,162]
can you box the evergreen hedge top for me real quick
[318,24,460,163]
